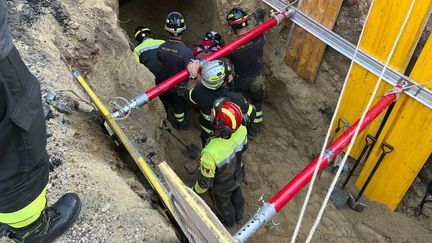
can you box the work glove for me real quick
[253,8,265,23]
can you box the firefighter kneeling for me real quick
[193,98,247,227]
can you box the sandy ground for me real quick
[2,0,177,242]
[1,0,431,242]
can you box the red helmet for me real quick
[212,98,243,139]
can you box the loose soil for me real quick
[1,0,431,242]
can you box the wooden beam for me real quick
[284,0,343,82]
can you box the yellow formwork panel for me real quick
[331,0,432,159]
[356,35,432,210]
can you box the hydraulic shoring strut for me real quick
[112,9,295,118]
[233,84,404,242]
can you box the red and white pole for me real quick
[234,91,399,242]
[112,10,294,118]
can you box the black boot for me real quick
[174,119,189,130]
[2,193,81,243]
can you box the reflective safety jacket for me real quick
[133,38,167,84]
[194,125,247,194]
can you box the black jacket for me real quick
[157,39,194,94]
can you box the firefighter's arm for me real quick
[133,51,140,62]
[186,60,201,90]
[193,153,216,194]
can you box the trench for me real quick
[116,1,336,241]
[116,0,432,242]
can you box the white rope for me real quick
[289,1,376,241]
[305,0,417,242]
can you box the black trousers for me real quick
[235,75,264,113]
[172,91,187,123]
[211,186,245,227]
[0,47,49,213]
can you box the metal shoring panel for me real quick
[263,0,432,109]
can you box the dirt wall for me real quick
[2,0,177,242]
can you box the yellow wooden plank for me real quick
[331,0,432,160]
[355,35,432,210]
[284,0,343,82]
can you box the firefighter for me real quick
[193,31,223,60]
[186,59,255,147]
[0,0,81,242]
[157,12,194,130]
[226,7,265,139]
[192,98,247,227]
[133,26,170,113]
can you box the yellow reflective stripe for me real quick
[0,188,46,228]
[222,107,236,129]
[174,112,184,122]
[201,112,211,121]
[255,111,263,117]
[247,104,253,116]
[174,113,184,118]
[188,89,197,105]
[133,39,165,59]
[254,117,263,123]
[194,182,208,193]
[203,81,222,89]
[134,28,151,38]
[200,125,213,134]
[208,70,225,81]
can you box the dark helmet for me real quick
[204,31,222,46]
[134,26,152,43]
[164,12,187,35]
[226,8,249,29]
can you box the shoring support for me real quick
[233,87,402,242]
[112,9,295,118]
[72,71,174,214]
[263,0,432,109]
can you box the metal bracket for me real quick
[233,199,277,242]
[324,148,334,161]
[262,0,432,109]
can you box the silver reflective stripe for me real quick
[136,44,160,56]
[216,137,247,168]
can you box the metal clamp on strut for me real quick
[233,196,277,242]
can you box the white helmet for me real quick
[202,59,231,90]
